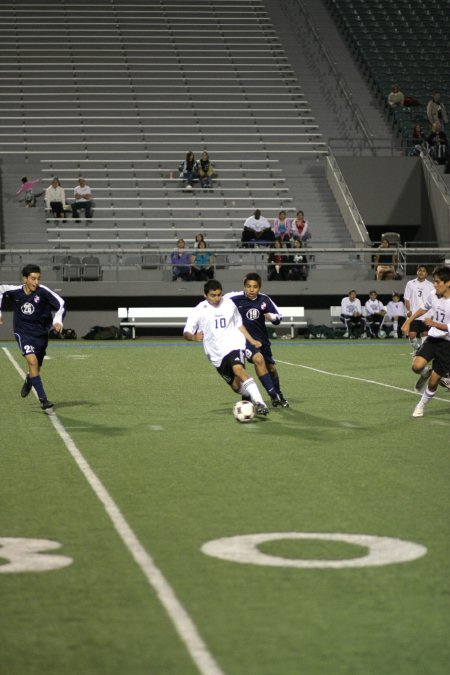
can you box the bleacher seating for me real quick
[0,0,328,265]
[325,0,450,146]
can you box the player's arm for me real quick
[264,298,282,325]
[239,324,261,348]
[401,307,427,332]
[423,316,450,332]
[183,311,203,342]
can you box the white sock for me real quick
[241,378,264,405]
[393,320,398,333]
[410,337,419,349]
[420,387,435,407]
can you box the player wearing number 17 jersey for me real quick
[402,266,450,417]
[0,263,65,412]
[183,279,269,415]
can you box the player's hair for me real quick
[417,264,429,273]
[22,264,41,277]
[348,289,356,295]
[204,279,222,294]
[244,272,262,286]
[432,265,450,283]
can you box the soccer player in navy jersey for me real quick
[225,273,289,407]
[0,264,65,412]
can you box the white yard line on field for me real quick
[2,348,226,675]
[277,359,450,403]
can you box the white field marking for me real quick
[0,538,73,573]
[1,348,226,675]
[276,359,450,404]
[148,424,165,431]
[68,355,89,359]
[202,532,427,569]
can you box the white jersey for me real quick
[341,296,362,316]
[183,296,245,367]
[365,298,385,315]
[386,300,406,319]
[423,291,450,341]
[404,278,434,315]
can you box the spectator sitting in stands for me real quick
[170,238,192,281]
[364,290,387,338]
[427,122,448,164]
[241,209,275,248]
[375,238,396,281]
[427,91,448,131]
[194,232,206,248]
[16,176,40,207]
[197,150,214,189]
[71,177,93,221]
[267,239,289,281]
[286,239,308,281]
[272,210,292,245]
[178,150,198,190]
[191,240,215,281]
[387,83,405,108]
[408,123,429,156]
[291,209,311,242]
[45,177,66,220]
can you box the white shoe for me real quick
[360,332,367,339]
[185,184,192,190]
[392,333,398,339]
[412,403,424,417]
[343,331,349,338]
[438,377,450,392]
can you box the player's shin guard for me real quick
[30,375,46,401]
[241,377,264,405]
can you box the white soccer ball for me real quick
[378,330,387,339]
[233,400,255,423]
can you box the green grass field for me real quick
[1,338,449,675]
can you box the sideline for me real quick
[277,358,450,403]
[1,347,226,675]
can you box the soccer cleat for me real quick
[414,367,431,392]
[343,331,349,338]
[278,396,290,408]
[412,403,424,418]
[255,403,269,416]
[21,377,32,398]
[40,398,54,411]
[438,377,450,391]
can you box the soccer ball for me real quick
[378,330,387,339]
[233,400,255,423]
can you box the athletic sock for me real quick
[241,377,264,405]
[420,387,436,407]
[259,373,278,399]
[30,375,46,400]
[393,320,398,333]
[409,337,419,350]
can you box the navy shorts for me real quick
[417,337,450,378]
[245,342,275,366]
[14,332,48,367]
[216,349,246,385]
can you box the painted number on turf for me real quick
[201,532,427,569]
[0,538,73,573]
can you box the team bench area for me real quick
[118,306,306,339]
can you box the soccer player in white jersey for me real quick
[183,279,269,415]
[401,266,450,416]
[385,292,406,338]
[403,264,434,351]
[364,290,386,338]
[340,290,365,338]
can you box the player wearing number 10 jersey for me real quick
[183,279,269,415]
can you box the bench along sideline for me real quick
[118,306,306,339]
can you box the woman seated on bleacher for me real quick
[375,238,397,281]
[44,177,66,219]
[178,150,198,190]
[191,240,215,281]
[272,210,292,245]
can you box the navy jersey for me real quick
[225,291,282,346]
[0,284,65,336]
